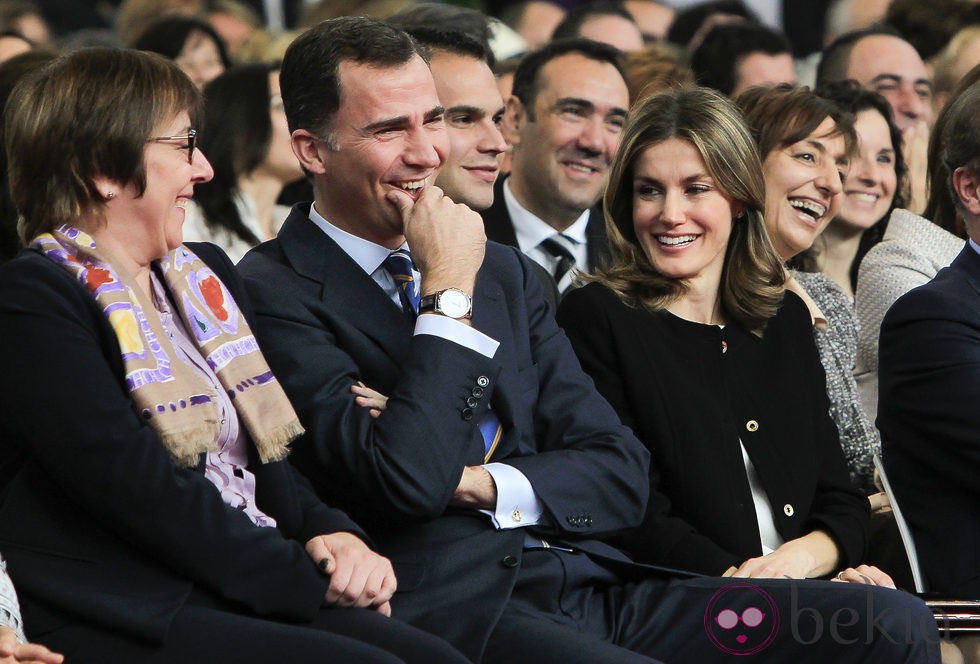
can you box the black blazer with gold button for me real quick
[556,282,869,576]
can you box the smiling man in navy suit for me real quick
[239,16,941,664]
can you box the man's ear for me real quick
[502,95,526,147]
[953,166,980,217]
[291,129,328,175]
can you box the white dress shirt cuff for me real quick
[415,313,499,358]
[479,463,544,529]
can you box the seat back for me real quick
[873,453,926,593]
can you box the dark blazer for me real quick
[0,243,363,642]
[481,176,611,276]
[878,245,980,598]
[238,205,670,661]
[556,283,870,576]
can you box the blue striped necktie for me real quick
[383,249,501,459]
[383,249,420,316]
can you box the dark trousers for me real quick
[33,588,468,664]
[482,548,942,664]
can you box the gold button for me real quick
[511,508,522,523]
[783,504,794,516]
[745,420,759,432]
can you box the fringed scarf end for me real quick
[255,420,305,464]
[160,427,218,468]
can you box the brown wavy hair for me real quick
[592,86,785,336]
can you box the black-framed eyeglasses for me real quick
[149,129,197,163]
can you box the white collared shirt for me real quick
[308,204,543,530]
[503,179,592,274]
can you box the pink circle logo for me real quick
[703,582,780,655]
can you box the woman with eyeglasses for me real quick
[0,47,467,664]
[133,15,230,90]
[181,63,304,263]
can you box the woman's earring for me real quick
[106,192,116,200]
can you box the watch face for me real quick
[439,289,470,318]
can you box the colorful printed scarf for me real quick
[32,226,303,467]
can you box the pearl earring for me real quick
[106,192,116,200]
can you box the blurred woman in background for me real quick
[133,15,230,89]
[181,63,302,262]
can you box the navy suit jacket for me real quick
[238,205,670,660]
[878,245,980,598]
[480,177,611,280]
[0,243,361,642]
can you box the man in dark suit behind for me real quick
[878,81,980,600]
[482,38,624,294]
[240,16,939,664]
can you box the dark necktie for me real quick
[383,250,502,457]
[539,234,577,291]
[382,249,420,317]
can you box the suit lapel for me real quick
[952,244,980,298]
[481,177,520,247]
[585,205,610,272]
[277,209,415,364]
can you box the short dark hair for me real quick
[280,16,425,141]
[6,47,200,242]
[815,26,902,88]
[551,2,636,41]
[132,16,231,69]
[690,21,791,96]
[395,26,493,67]
[511,38,626,117]
[387,3,493,61]
[942,78,980,215]
[923,63,980,238]
[665,0,757,47]
[0,48,54,263]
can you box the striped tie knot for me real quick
[383,249,420,315]
[539,234,577,292]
